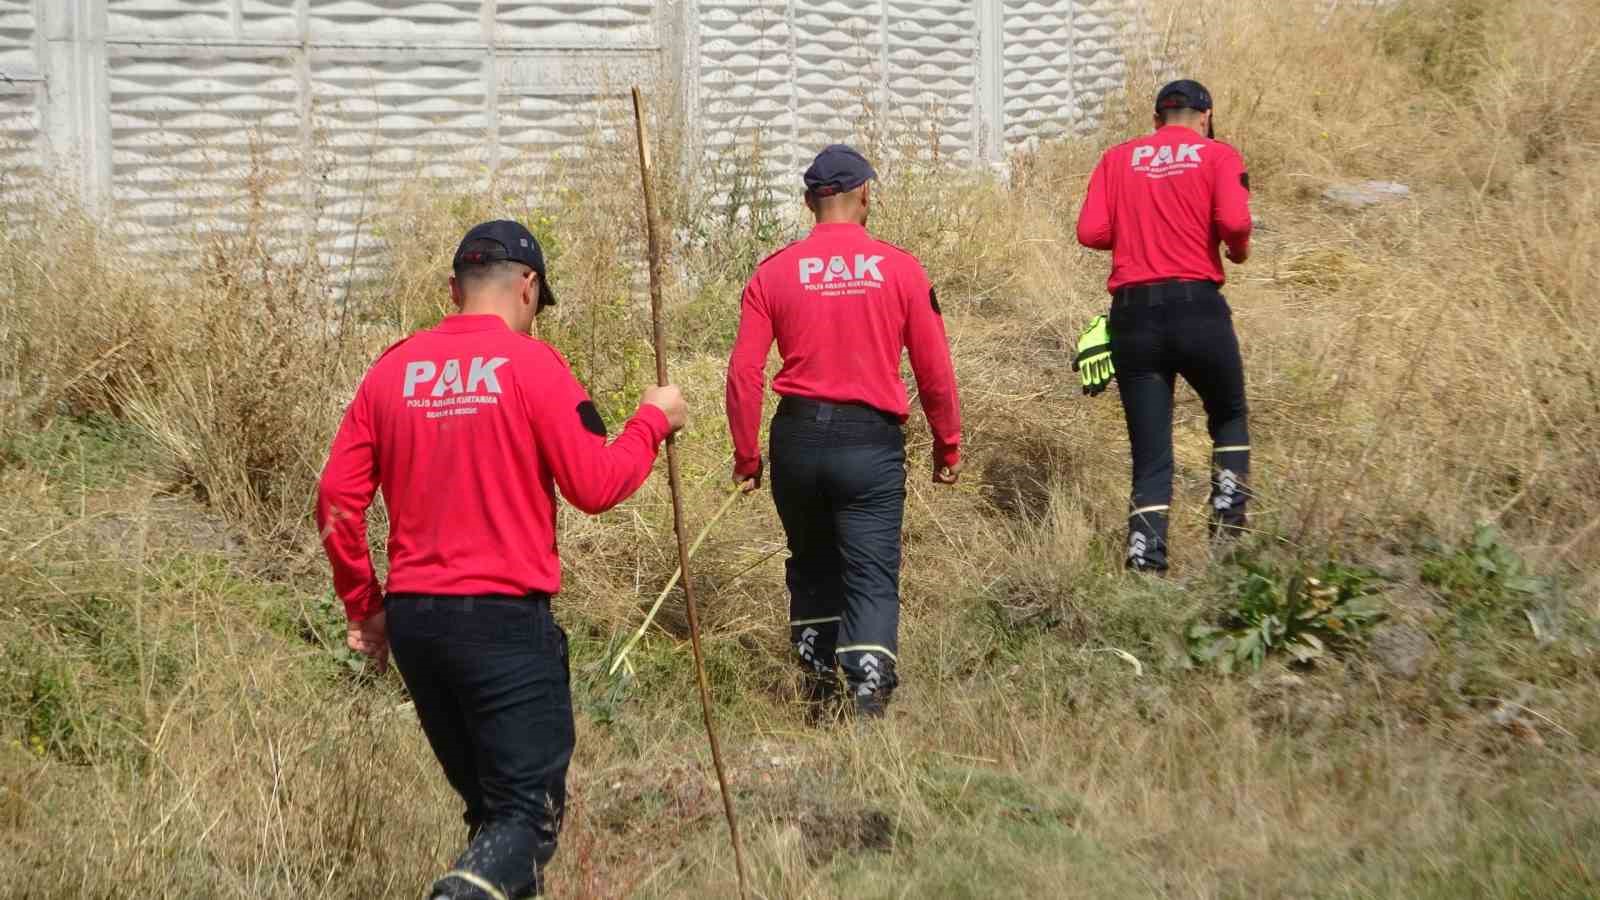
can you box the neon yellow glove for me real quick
[1072,314,1115,397]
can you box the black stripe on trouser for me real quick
[387,594,573,899]
[769,398,905,713]
[1109,282,1250,569]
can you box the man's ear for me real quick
[448,274,464,309]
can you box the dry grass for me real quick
[3,0,1600,896]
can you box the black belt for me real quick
[1112,279,1220,306]
[385,592,552,609]
[776,396,900,427]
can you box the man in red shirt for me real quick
[1076,80,1254,572]
[726,144,962,717]
[317,220,686,899]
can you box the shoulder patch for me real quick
[576,400,607,437]
[929,286,942,315]
[1240,172,1250,190]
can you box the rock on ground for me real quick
[1370,624,1432,680]
[1323,180,1411,209]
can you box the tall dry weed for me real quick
[0,194,166,435]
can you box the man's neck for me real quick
[456,298,520,332]
[813,215,863,227]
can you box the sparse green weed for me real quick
[1188,557,1389,672]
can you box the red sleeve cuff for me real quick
[343,587,383,622]
[935,444,961,470]
[734,455,762,479]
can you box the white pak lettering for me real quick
[466,356,508,393]
[1133,143,1205,171]
[404,356,509,399]
[431,358,466,397]
[797,255,888,288]
[402,360,437,398]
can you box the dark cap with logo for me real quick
[803,144,878,197]
[453,219,556,310]
[1155,79,1213,113]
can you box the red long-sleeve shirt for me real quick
[316,314,669,622]
[725,221,962,478]
[1076,124,1253,294]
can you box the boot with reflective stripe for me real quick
[1126,506,1170,573]
[837,648,898,717]
[1208,446,1250,540]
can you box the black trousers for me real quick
[769,397,906,714]
[1109,281,1250,571]
[387,594,574,900]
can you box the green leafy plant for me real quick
[1188,560,1388,672]
[1420,522,1557,632]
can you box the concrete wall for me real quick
[0,0,1145,255]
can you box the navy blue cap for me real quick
[453,219,556,310]
[1155,79,1213,113]
[803,144,877,197]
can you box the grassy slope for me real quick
[4,1,1600,897]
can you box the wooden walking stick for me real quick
[629,84,751,899]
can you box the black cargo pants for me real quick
[1109,280,1250,571]
[769,396,906,716]
[386,594,574,900]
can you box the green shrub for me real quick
[1188,558,1388,672]
[1421,523,1558,634]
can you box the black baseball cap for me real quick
[1155,79,1213,113]
[452,219,556,310]
[803,144,877,197]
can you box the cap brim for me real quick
[808,173,876,196]
[537,280,556,311]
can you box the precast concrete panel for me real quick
[107,45,302,255]
[80,0,672,275]
[884,0,976,162]
[1001,0,1143,148]
[107,0,234,41]
[307,0,484,44]
[1001,1,1074,146]
[0,0,40,213]
[240,0,299,40]
[1067,0,1140,133]
[8,0,1154,255]
[497,50,654,173]
[696,0,798,185]
[309,49,491,272]
[791,0,883,147]
[0,0,35,70]
[495,0,657,48]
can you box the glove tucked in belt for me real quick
[1073,314,1115,396]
